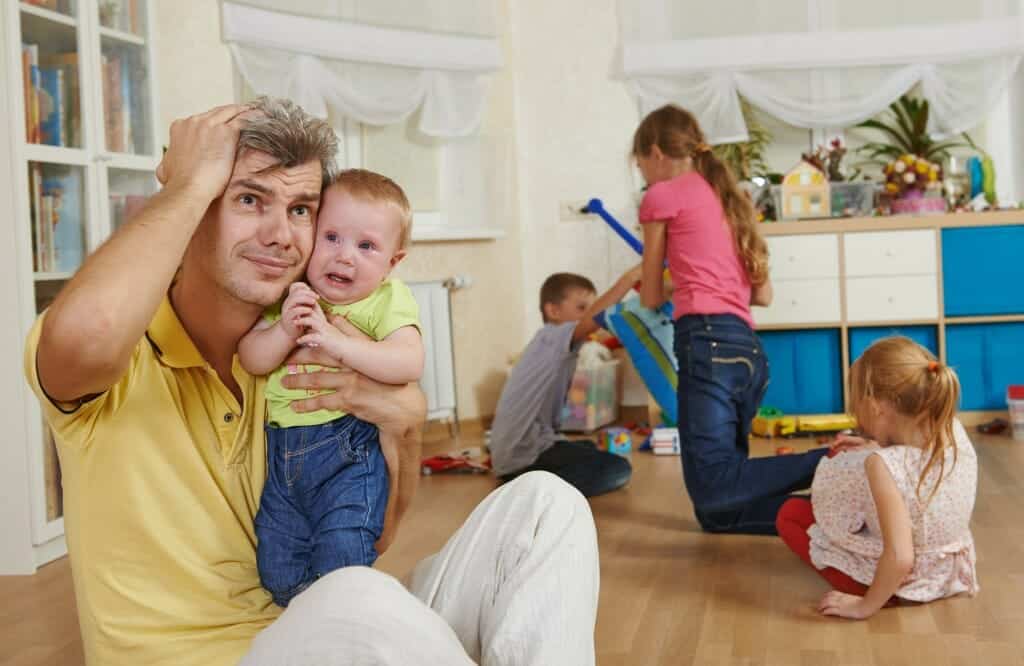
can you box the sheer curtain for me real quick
[619,0,1024,143]
[222,1,501,137]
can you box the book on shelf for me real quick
[21,44,40,144]
[30,167,84,274]
[38,67,65,147]
[40,52,80,148]
[100,0,142,34]
[102,52,137,154]
[22,45,79,148]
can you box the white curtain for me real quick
[222,1,501,138]
[619,0,1024,143]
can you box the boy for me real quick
[239,169,423,607]
[489,266,643,496]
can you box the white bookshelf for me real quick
[0,0,160,574]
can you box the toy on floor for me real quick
[752,413,797,438]
[752,407,856,439]
[602,427,633,455]
[421,447,491,476]
[775,446,796,455]
[650,427,680,456]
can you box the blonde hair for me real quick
[238,96,338,186]
[848,336,961,502]
[632,104,769,286]
[328,169,414,250]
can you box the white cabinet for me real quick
[842,230,939,322]
[756,228,944,328]
[844,229,937,276]
[755,234,841,325]
[754,278,842,325]
[766,233,840,280]
[1,0,159,573]
[846,275,939,322]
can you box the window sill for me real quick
[411,226,506,242]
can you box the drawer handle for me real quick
[887,297,894,303]
[885,250,894,257]
[790,299,798,306]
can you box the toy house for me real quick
[778,160,831,220]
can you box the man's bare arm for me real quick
[38,105,254,402]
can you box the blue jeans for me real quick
[674,314,826,535]
[499,440,632,497]
[255,415,389,607]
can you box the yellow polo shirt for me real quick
[24,298,281,665]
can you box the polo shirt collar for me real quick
[146,297,206,369]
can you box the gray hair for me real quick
[237,96,338,186]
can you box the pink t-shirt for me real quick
[638,172,753,326]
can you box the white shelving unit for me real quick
[0,0,160,574]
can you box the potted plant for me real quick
[856,95,972,215]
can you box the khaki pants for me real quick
[241,472,600,665]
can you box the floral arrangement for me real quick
[803,138,855,182]
[883,154,941,198]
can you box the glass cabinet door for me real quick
[97,0,153,155]
[108,166,156,230]
[20,0,85,149]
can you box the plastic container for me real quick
[830,182,877,217]
[560,360,620,432]
[1008,385,1024,441]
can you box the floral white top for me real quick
[808,419,979,602]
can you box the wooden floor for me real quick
[3,430,1023,666]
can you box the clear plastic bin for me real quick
[830,182,877,217]
[560,360,620,432]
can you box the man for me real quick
[26,98,599,665]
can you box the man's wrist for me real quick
[162,178,220,215]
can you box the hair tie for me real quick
[927,361,941,374]
[694,142,711,154]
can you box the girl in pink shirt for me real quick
[777,337,978,620]
[633,105,827,534]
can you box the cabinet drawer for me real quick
[753,278,841,326]
[767,234,840,280]
[845,275,938,322]
[943,226,1024,316]
[844,229,937,277]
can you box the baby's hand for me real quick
[294,306,348,360]
[281,282,320,339]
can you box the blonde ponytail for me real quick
[848,337,961,503]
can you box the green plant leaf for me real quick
[857,119,912,153]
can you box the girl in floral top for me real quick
[777,336,979,620]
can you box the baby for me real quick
[239,168,423,607]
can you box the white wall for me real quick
[505,0,644,340]
[155,1,236,129]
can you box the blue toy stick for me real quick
[585,198,644,255]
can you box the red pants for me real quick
[776,497,869,596]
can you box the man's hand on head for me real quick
[155,104,262,204]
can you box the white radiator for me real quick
[409,281,457,423]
